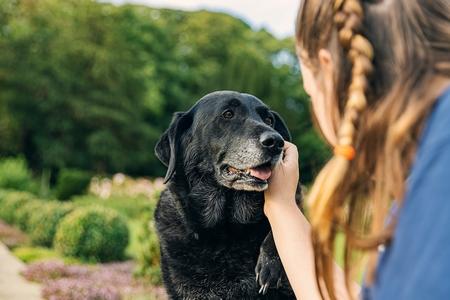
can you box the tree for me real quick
[0,0,329,183]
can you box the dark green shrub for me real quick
[15,199,45,231]
[0,191,35,224]
[55,169,91,200]
[0,157,37,192]
[27,202,75,247]
[54,206,129,262]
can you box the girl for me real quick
[265,0,450,299]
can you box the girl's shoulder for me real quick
[366,86,450,300]
[407,85,450,198]
[419,86,450,149]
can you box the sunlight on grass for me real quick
[71,195,152,219]
[126,220,143,260]
[13,246,82,264]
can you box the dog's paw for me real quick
[255,249,283,295]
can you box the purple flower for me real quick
[43,278,120,300]
[23,260,168,300]
[22,261,90,282]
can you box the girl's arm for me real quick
[264,142,359,300]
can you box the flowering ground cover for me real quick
[23,260,167,300]
[0,175,166,299]
[0,218,166,300]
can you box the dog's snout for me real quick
[259,132,284,151]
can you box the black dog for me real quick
[155,91,300,299]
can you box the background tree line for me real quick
[0,0,330,183]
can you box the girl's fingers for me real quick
[282,142,299,164]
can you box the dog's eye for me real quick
[222,110,234,119]
[264,117,273,126]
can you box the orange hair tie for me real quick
[334,145,356,160]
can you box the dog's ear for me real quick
[271,111,291,142]
[155,112,192,183]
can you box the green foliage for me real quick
[0,157,36,192]
[15,198,45,231]
[72,194,153,219]
[0,191,35,224]
[296,131,332,183]
[55,169,91,200]
[12,246,81,264]
[0,0,328,183]
[0,0,165,176]
[133,199,161,284]
[27,202,74,247]
[54,206,129,262]
[0,189,8,203]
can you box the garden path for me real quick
[0,242,42,300]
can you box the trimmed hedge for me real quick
[55,169,91,200]
[0,157,36,192]
[28,202,75,247]
[54,206,129,262]
[0,191,36,224]
[15,199,44,231]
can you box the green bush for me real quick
[27,202,74,247]
[133,200,162,284]
[0,157,36,192]
[15,199,45,231]
[0,191,36,224]
[55,169,92,200]
[54,206,129,262]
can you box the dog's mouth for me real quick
[226,162,272,181]
[220,160,275,191]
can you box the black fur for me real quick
[155,91,300,299]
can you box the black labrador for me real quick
[154,91,300,299]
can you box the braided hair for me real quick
[304,0,375,297]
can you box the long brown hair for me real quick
[296,0,450,298]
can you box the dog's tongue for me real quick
[249,167,272,181]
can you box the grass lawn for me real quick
[71,195,153,220]
[12,246,83,264]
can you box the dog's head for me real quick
[155,91,291,192]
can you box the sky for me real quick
[105,0,299,38]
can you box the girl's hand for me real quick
[264,141,300,215]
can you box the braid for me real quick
[307,0,374,298]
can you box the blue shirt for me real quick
[363,86,450,300]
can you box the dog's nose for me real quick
[260,132,284,151]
